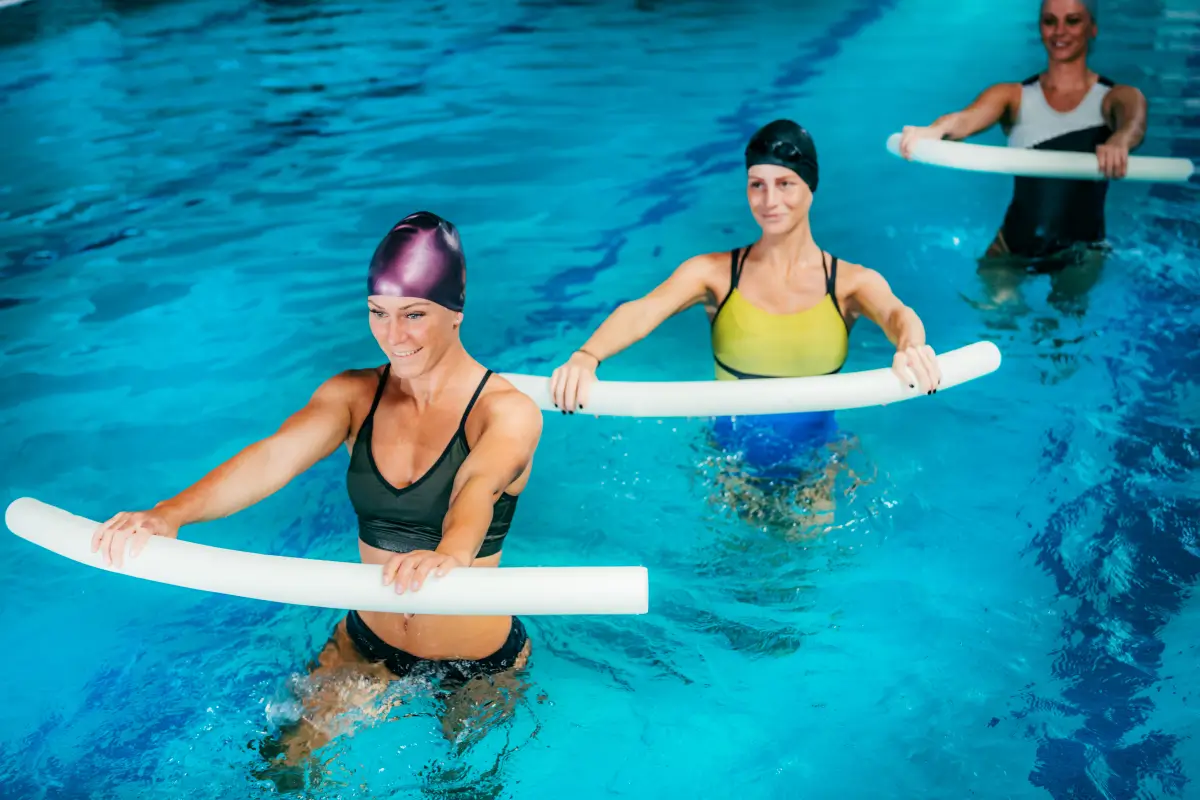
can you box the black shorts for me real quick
[344,610,528,686]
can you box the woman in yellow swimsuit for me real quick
[550,120,941,495]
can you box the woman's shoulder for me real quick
[477,373,540,415]
[827,256,888,295]
[332,365,387,383]
[676,248,739,281]
[827,254,869,279]
[467,372,544,440]
[320,366,388,402]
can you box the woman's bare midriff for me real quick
[355,540,513,660]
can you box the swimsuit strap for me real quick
[822,252,837,293]
[712,246,751,325]
[456,369,494,437]
[730,245,751,292]
[823,253,845,324]
[362,365,391,429]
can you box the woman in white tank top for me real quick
[897,0,1148,267]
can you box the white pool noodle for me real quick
[886,133,1195,182]
[502,341,1001,417]
[5,498,649,616]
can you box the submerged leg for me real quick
[1046,248,1106,318]
[782,435,868,538]
[439,639,534,752]
[703,436,850,534]
[410,641,535,799]
[254,618,395,791]
[965,230,1030,314]
[975,264,1027,312]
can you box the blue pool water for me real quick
[2,0,1199,797]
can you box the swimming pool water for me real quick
[1,0,1198,797]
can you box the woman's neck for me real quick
[756,217,823,274]
[396,343,477,409]
[1043,59,1093,91]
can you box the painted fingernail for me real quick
[909,384,915,389]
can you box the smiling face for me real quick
[367,296,462,378]
[746,164,813,235]
[1040,0,1096,63]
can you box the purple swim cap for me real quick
[367,211,466,311]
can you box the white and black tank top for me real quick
[1001,74,1114,259]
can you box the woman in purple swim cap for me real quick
[90,211,544,783]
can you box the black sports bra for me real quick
[346,366,518,558]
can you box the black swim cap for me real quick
[745,119,819,193]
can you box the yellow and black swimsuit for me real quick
[711,245,849,379]
[708,245,850,470]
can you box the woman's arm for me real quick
[844,267,942,393]
[899,83,1022,157]
[1097,84,1148,178]
[91,371,359,566]
[382,389,543,592]
[574,255,713,362]
[550,254,716,411]
[158,375,357,525]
